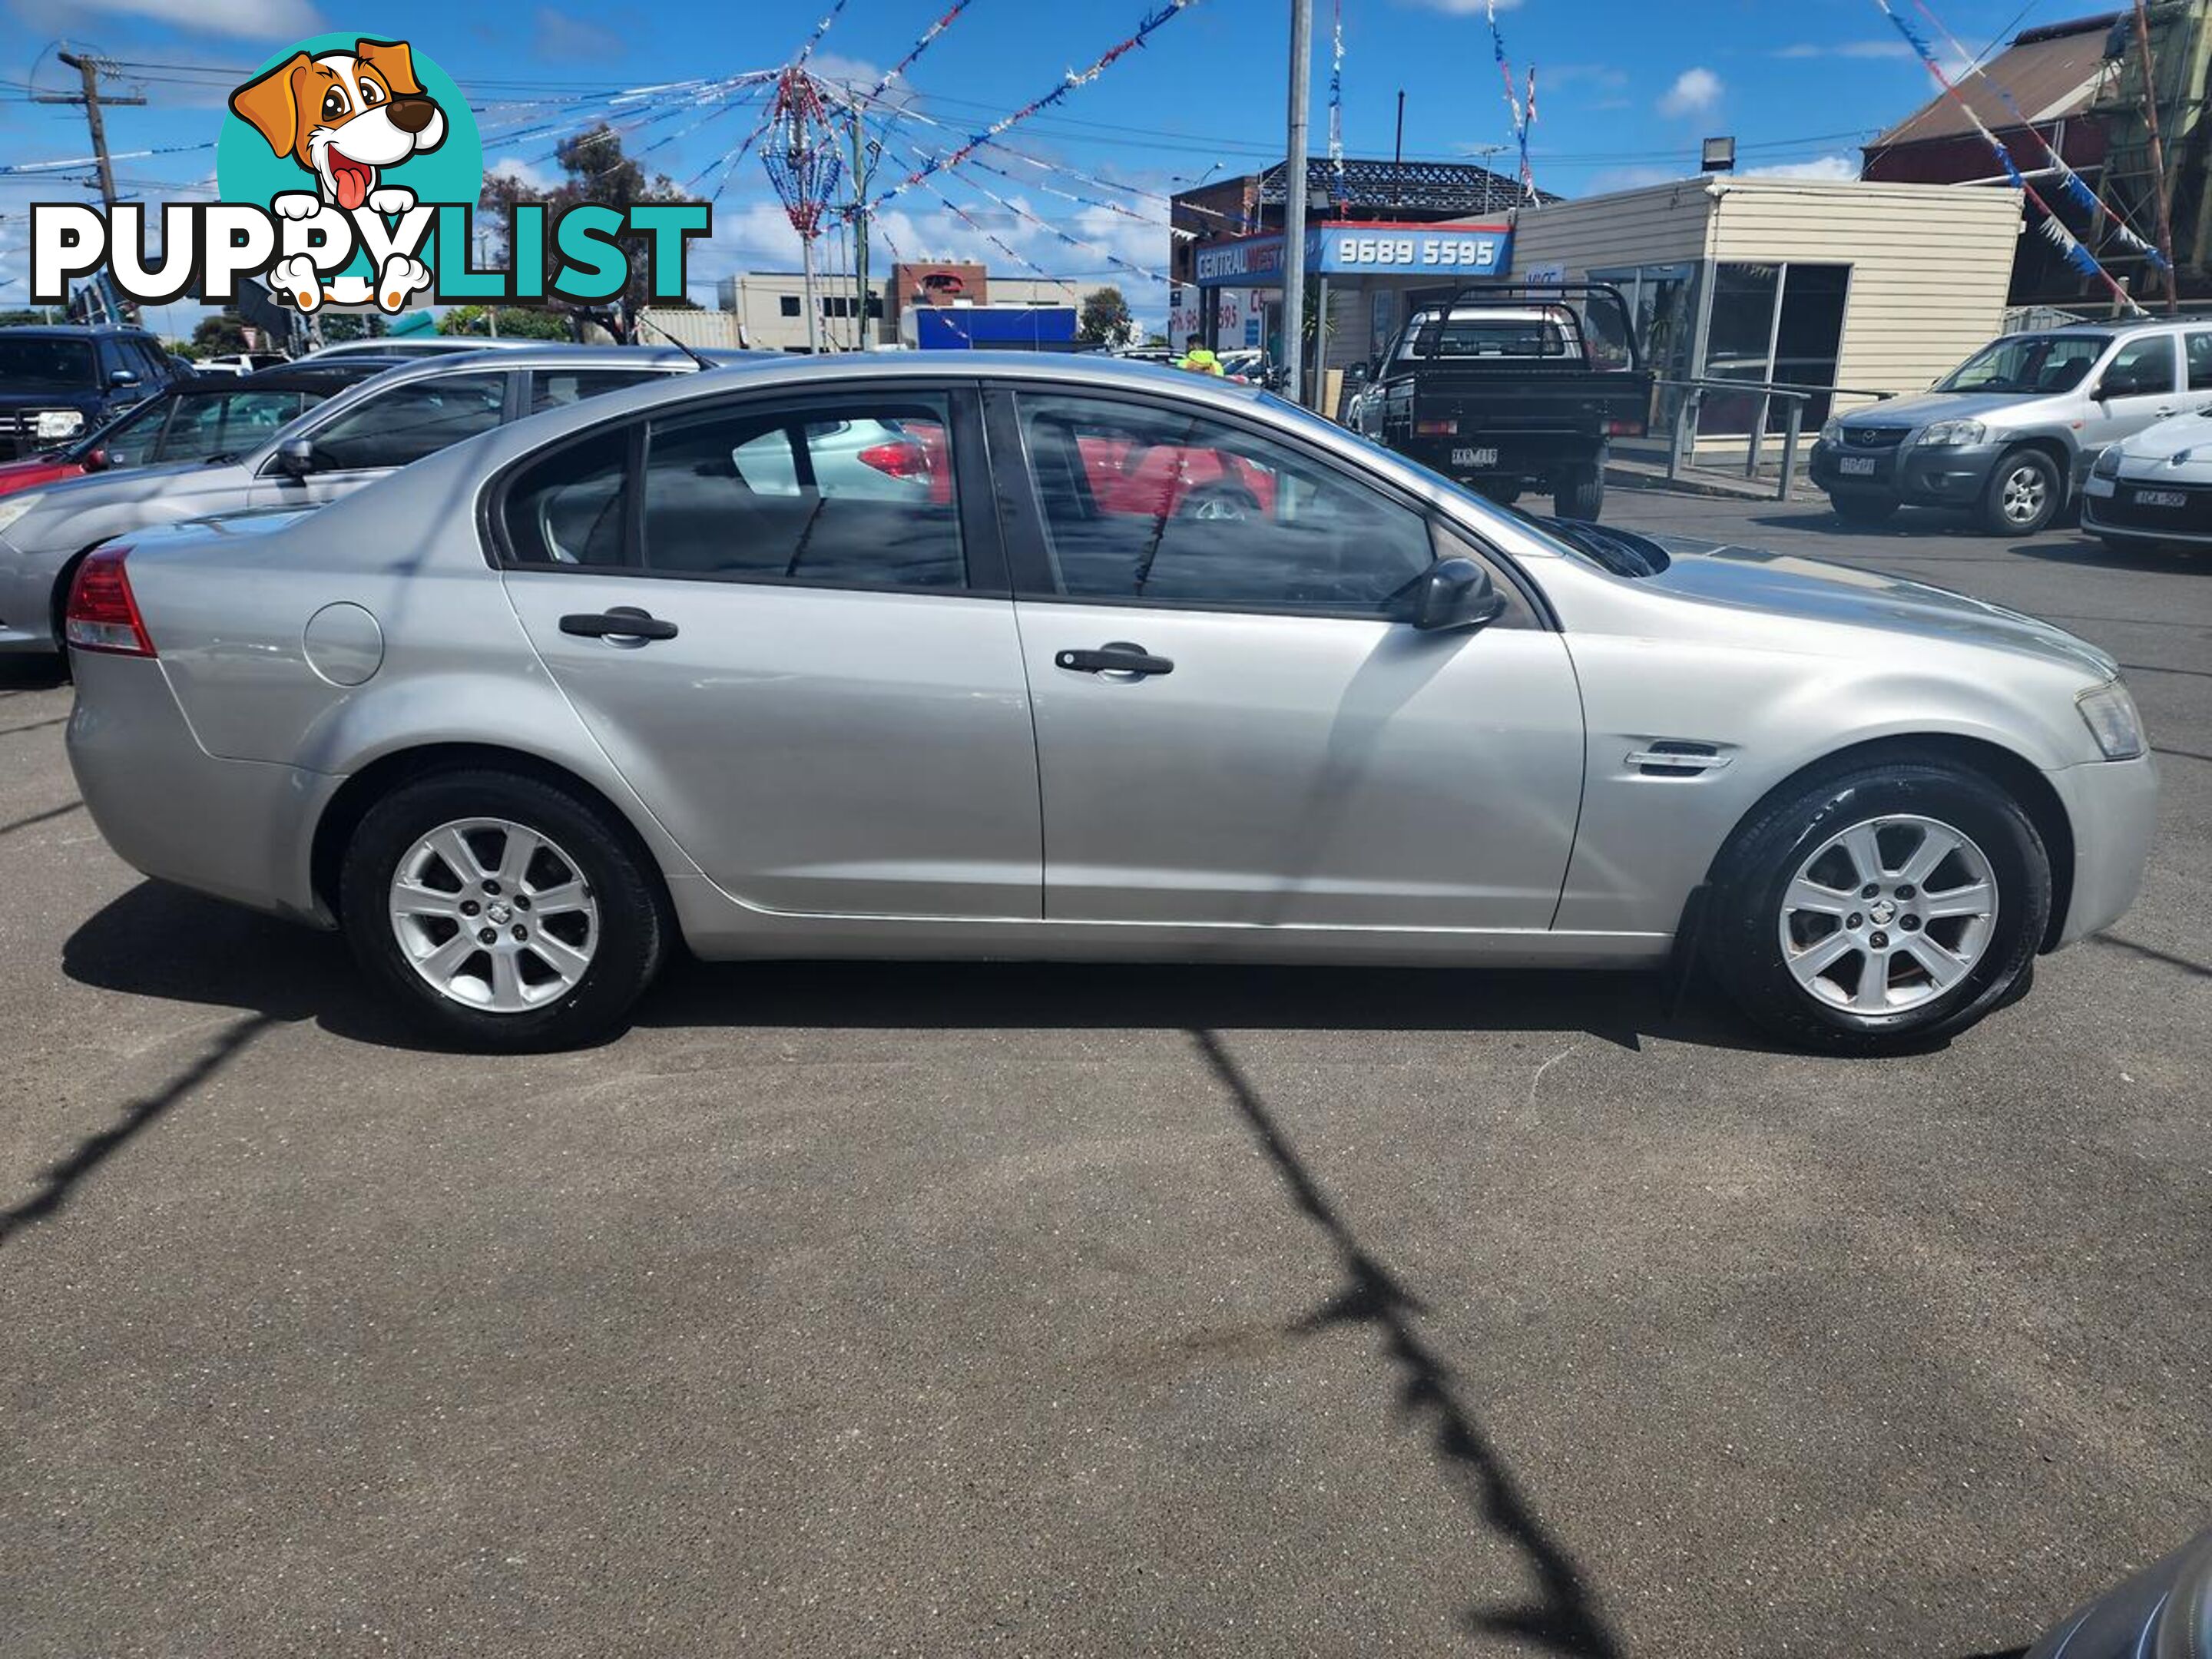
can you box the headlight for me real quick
[0,492,44,537]
[31,409,84,441]
[1819,418,1844,446]
[2093,445,2124,478]
[1917,419,1987,449]
[2077,680,2146,760]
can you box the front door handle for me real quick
[1055,643,1174,677]
[560,607,679,642]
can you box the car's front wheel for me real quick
[339,769,669,1051]
[1982,449,2063,535]
[1704,761,2051,1055]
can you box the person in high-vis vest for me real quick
[1177,333,1224,376]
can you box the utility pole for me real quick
[1281,0,1314,407]
[846,92,881,350]
[2131,0,2181,313]
[38,49,147,323]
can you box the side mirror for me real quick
[274,436,319,477]
[108,369,139,389]
[1345,361,1370,386]
[1412,556,1508,633]
[82,448,108,472]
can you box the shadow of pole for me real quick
[0,1012,276,1248]
[1190,1028,1626,1658]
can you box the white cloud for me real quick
[1774,41,1913,60]
[1396,0,1520,12]
[1658,67,1724,118]
[68,0,326,39]
[1740,154,1861,182]
[487,154,559,194]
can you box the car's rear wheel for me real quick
[1554,464,1604,521]
[1704,761,2050,1055]
[1981,449,2062,535]
[1828,492,1898,526]
[339,770,668,1051]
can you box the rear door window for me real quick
[2186,332,2212,391]
[528,367,667,415]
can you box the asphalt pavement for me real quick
[1,493,2205,1657]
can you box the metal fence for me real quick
[1657,378,1896,502]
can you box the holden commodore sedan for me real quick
[63,355,2156,1053]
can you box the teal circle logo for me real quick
[217,34,482,290]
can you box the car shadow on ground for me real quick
[0,657,66,693]
[63,878,1801,1057]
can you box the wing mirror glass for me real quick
[274,436,320,477]
[1412,555,1507,632]
[108,369,139,389]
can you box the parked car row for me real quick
[1812,314,2212,545]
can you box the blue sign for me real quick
[1315,228,1512,276]
[1192,224,1513,288]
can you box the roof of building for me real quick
[1250,157,1553,215]
[1869,11,2121,150]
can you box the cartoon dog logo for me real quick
[229,39,445,313]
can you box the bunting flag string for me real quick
[1902,0,2167,270]
[793,0,852,71]
[1487,0,1525,149]
[1329,0,1347,210]
[866,0,982,104]
[965,151,1194,239]
[942,161,1176,286]
[1519,65,1538,202]
[876,0,1203,207]
[1873,0,2144,312]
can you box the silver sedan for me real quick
[65,354,2156,1053]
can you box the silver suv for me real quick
[1811,320,2212,534]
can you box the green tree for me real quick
[439,304,572,341]
[481,127,704,341]
[192,313,250,355]
[1078,285,1137,347]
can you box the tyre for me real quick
[339,768,670,1051]
[1554,465,1604,521]
[1703,760,2051,1055]
[1482,483,1523,508]
[1177,482,1260,522]
[1981,448,2062,535]
[1828,492,1899,526]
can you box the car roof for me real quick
[0,323,155,340]
[171,362,403,393]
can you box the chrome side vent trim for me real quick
[1628,741,1732,779]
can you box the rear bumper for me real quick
[65,651,340,926]
[2046,753,2160,948]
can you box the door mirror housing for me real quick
[1411,555,1507,632]
[108,369,139,389]
[1345,360,1370,386]
[273,435,320,477]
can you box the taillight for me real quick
[1605,418,1647,438]
[856,439,929,479]
[1416,419,1458,436]
[65,545,155,657]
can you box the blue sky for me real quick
[0,0,2051,334]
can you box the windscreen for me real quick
[1935,333,2102,395]
[0,338,98,389]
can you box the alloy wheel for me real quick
[387,817,600,1013]
[1999,463,2048,526]
[1777,814,1998,1015]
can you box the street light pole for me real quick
[1280,0,1314,407]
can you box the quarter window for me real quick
[1013,392,1434,616]
[306,372,508,471]
[640,400,962,588]
[504,429,631,567]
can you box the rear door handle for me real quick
[1055,643,1174,677]
[559,608,678,642]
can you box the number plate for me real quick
[2133,488,2189,508]
[1452,446,1500,469]
[1838,455,1878,477]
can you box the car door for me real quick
[990,386,1585,930]
[249,368,515,509]
[494,386,1043,920]
[2081,333,2184,452]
